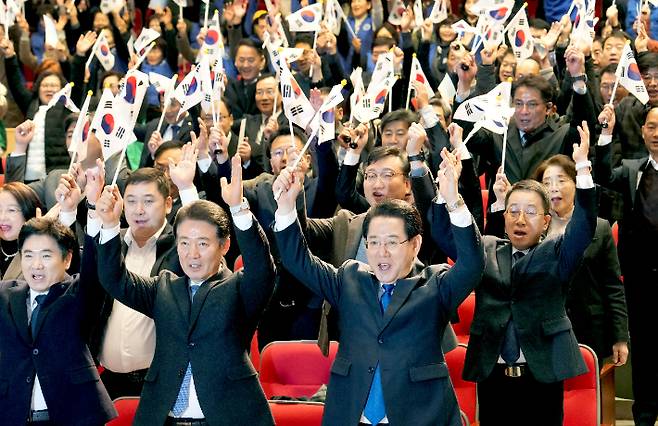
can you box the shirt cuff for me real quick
[179,186,200,206]
[274,208,297,231]
[197,157,212,173]
[572,82,587,95]
[576,174,595,189]
[491,200,505,212]
[99,224,121,244]
[86,215,102,237]
[343,151,360,166]
[449,205,472,227]
[409,164,428,177]
[232,211,254,230]
[598,134,613,146]
[242,160,251,169]
[10,152,25,157]
[58,210,77,227]
[454,142,471,160]
[433,194,446,204]
[419,105,439,129]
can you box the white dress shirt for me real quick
[29,288,49,411]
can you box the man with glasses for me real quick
[439,123,597,424]
[466,49,597,212]
[271,150,485,426]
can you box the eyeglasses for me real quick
[641,73,658,83]
[514,100,544,111]
[365,239,409,251]
[504,206,543,220]
[364,170,404,182]
[256,88,276,96]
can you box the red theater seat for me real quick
[453,293,476,344]
[563,345,600,426]
[268,401,324,426]
[259,340,338,399]
[106,397,139,426]
[445,344,476,424]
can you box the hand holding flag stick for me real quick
[274,123,320,201]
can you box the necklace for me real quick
[0,241,18,261]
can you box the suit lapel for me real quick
[346,215,366,259]
[496,243,513,289]
[188,269,231,335]
[172,276,192,322]
[8,285,30,345]
[630,160,646,205]
[33,282,68,339]
[381,277,417,332]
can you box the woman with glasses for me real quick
[533,154,629,365]
[0,182,42,280]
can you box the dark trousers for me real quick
[100,368,148,400]
[478,364,564,426]
[625,271,658,426]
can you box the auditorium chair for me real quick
[259,340,338,399]
[106,397,139,426]
[445,344,477,424]
[268,400,324,426]
[453,292,476,344]
[563,344,600,426]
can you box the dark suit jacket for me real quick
[0,235,117,426]
[437,187,598,383]
[137,115,194,168]
[224,78,259,120]
[88,223,184,359]
[5,152,131,210]
[94,219,276,426]
[274,216,485,426]
[235,112,288,176]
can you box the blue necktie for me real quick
[172,284,200,416]
[170,125,181,137]
[364,284,395,424]
[501,252,525,364]
[30,294,47,337]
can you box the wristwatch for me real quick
[407,151,426,162]
[229,197,250,215]
[445,195,465,213]
[571,74,588,83]
[85,199,96,210]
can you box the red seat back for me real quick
[563,345,600,426]
[268,401,324,426]
[106,397,139,426]
[259,340,338,399]
[453,293,476,344]
[445,344,476,424]
[250,331,260,372]
[611,221,619,246]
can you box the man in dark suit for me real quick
[272,151,486,426]
[440,123,597,425]
[0,217,117,425]
[94,155,276,426]
[595,105,658,426]
[224,39,266,120]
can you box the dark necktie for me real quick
[30,294,47,337]
[170,125,181,138]
[519,133,527,148]
[172,284,201,416]
[501,251,525,364]
[364,284,395,424]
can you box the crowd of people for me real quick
[0,0,656,425]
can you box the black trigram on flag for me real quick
[363,99,371,108]
[116,127,126,139]
[518,18,525,26]
[514,50,521,59]
[103,139,111,149]
[282,85,292,98]
[182,84,190,93]
[104,100,113,109]
[290,105,304,116]
[204,94,212,103]
[465,104,473,116]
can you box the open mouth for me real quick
[512,229,527,238]
[31,273,45,282]
[378,263,391,272]
[0,225,11,233]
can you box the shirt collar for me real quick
[512,248,530,256]
[29,288,49,306]
[648,156,658,171]
[124,220,168,248]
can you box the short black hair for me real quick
[294,34,315,47]
[19,218,77,258]
[256,73,277,84]
[513,75,555,105]
[174,200,230,242]
[125,167,171,198]
[529,18,550,32]
[365,146,411,176]
[362,199,423,240]
[637,52,658,74]
[603,30,631,48]
[265,126,307,158]
[599,63,618,76]
[504,179,550,214]
[372,37,395,51]
[153,140,184,161]
[380,110,418,132]
[235,38,264,59]
[533,154,577,184]
[0,182,42,222]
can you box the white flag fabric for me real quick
[196,11,224,64]
[4,0,20,27]
[174,56,212,117]
[615,43,650,105]
[454,81,511,123]
[149,72,177,99]
[286,3,323,32]
[43,14,58,48]
[319,109,336,144]
[505,8,533,60]
[196,56,217,115]
[90,89,135,160]
[134,28,160,56]
[323,0,341,35]
[413,0,424,28]
[473,0,514,25]
[69,92,93,162]
[278,48,305,64]
[438,74,456,103]
[410,56,435,98]
[116,69,149,127]
[571,1,597,48]
[370,51,395,85]
[93,32,115,71]
[349,67,365,122]
[320,83,345,113]
[388,0,406,25]
[47,83,79,112]
[171,0,187,7]
[475,83,514,135]
[428,0,448,23]
[100,0,125,14]
[354,77,394,123]
[279,62,315,129]
[451,20,478,35]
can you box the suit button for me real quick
[378,338,384,344]
[32,349,39,355]
[368,367,375,373]
[188,342,195,348]
[179,369,185,377]
[26,377,32,383]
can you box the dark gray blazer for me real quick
[95,219,276,426]
[275,215,485,426]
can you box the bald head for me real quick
[515,59,540,80]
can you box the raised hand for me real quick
[573,121,590,165]
[565,45,585,77]
[598,104,616,135]
[85,158,106,205]
[209,123,229,163]
[413,80,430,109]
[544,21,562,52]
[15,120,35,154]
[76,31,97,56]
[220,154,244,208]
[406,122,427,157]
[272,166,303,214]
[96,185,123,228]
[196,117,210,160]
[237,138,252,164]
[436,148,461,205]
[492,166,511,204]
[147,131,164,156]
[636,21,649,53]
[480,45,497,65]
[55,174,82,212]
[169,140,199,191]
[447,122,464,149]
[263,117,279,141]
[0,37,15,58]
[309,88,323,111]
